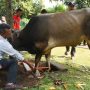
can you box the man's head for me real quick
[0,24,12,38]
[68,2,75,10]
[16,8,22,16]
[41,9,47,14]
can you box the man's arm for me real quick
[0,40,24,61]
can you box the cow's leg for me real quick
[71,46,76,60]
[87,40,90,49]
[83,40,87,46]
[65,46,70,55]
[35,54,42,77]
[45,50,51,71]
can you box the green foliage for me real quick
[19,0,34,17]
[76,0,90,9]
[0,0,6,17]
[64,0,90,9]
[1,0,90,18]
[48,4,66,13]
[54,4,67,12]
[14,0,43,17]
[32,0,43,15]
[0,0,43,18]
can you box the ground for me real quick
[0,45,90,90]
[0,60,45,89]
[0,60,67,89]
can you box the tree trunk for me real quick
[5,0,13,28]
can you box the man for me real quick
[13,8,22,31]
[0,23,24,89]
[65,2,76,59]
[67,2,75,11]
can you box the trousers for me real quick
[0,58,18,83]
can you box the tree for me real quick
[49,0,90,8]
[13,0,43,17]
[5,0,13,27]
[0,0,6,17]
[0,0,43,26]
[32,0,43,15]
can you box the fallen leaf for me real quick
[49,86,56,90]
[75,82,86,90]
[63,83,68,90]
[54,80,63,85]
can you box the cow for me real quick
[41,8,76,60]
[12,8,90,77]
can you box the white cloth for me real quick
[0,20,2,24]
[0,35,24,61]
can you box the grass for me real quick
[26,67,90,90]
[23,46,90,90]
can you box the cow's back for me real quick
[19,8,90,53]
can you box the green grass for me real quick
[23,46,90,90]
[25,67,90,90]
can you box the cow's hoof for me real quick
[65,51,69,55]
[37,75,44,79]
[35,70,41,77]
[35,70,44,79]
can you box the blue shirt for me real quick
[0,35,24,61]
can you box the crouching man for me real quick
[0,24,24,89]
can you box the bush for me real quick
[47,4,67,13]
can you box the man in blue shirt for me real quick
[0,24,24,89]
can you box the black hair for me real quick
[41,9,47,14]
[16,8,22,12]
[68,2,75,7]
[0,24,11,33]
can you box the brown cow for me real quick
[12,8,90,77]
